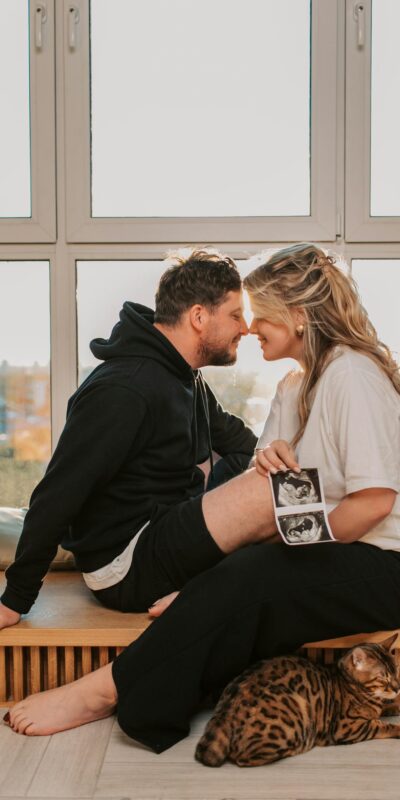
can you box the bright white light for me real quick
[91,0,310,217]
[371,0,400,216]
[0,0,30,217]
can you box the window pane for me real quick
[90,0,310,218]
[370,0,400,216]
[77,260,295,434]
[0,263,50,507]
[77,261,166,382]
[0,0,31,217]
[352,260,400,358]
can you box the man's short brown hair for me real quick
[154,248,241,326]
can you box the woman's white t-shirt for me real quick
[256,347,400,551]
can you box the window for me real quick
[66,0,338,242]
[91,0,310,218]
[0,0,30,218]
[370,1,400,217]
[346,0,400,240]
[352,259,400,357]
[0,262,51,507]
[0,1,56,242]
[76,260,166,383]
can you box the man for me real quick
[0,248,265,630]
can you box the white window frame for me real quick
[0,1,56,244]
[64,0,339,244]
[345,0,400,242]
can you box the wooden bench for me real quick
[1,571,398,704]
[0,572,152,704]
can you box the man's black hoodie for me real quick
[2,303,257,614]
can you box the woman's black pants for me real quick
[111,540,400,753]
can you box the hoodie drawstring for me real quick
[197,374,214,483]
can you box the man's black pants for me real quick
[93,457,239,611]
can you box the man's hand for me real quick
[255,440,300,477]
[0,602,21,630]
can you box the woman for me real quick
[5,243,400,750]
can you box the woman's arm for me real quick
[328,487,397,543]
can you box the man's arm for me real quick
[1,383,148,619]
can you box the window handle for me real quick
[35,2,47,50]
[353,2,365,48]
[68,5,80,50]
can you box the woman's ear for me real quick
[293,308,306,328]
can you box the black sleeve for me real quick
[1,384,148,614]
[205,383,257,472]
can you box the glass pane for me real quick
[370,0,400,216]
[77,261,166,382]
[0,263,51,507]
[352,260,400,359]
[0,0,31,218]
[90,0,310,218]
[77,260,295,434]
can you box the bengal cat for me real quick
[195,633,400,767]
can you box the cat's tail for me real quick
[195,718,231,767]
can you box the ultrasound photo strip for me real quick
[268,467,335,546]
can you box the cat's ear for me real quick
[379,633,399,653]
[349,647,372,672]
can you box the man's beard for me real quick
[198,339,238,367]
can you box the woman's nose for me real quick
[249,318,258,334]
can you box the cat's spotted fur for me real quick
[195,634,400,767]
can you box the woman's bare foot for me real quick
[148,591,180,618]
[3,663,117,736]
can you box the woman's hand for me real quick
[0,602,21,630]
[255,440,300,477]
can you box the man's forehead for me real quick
[219,290,243,311]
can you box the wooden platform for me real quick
[1,570,398,704]
[0,572,152,703]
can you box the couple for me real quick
[3,243,400,750]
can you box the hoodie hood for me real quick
[90,302,194,380]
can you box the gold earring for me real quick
[295,324,304,337]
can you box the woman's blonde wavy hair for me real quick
[243,243,400,447]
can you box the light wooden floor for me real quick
[1,706,400,800]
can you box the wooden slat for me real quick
[82,646,92,675]
[47,646,58,690]
[99,647,110,667]
[12,647,24,701]
[0,646,7,702]
[64,646,75,684]
[29,646,41,695]
[324,649,335,665]
[75,649,83,680]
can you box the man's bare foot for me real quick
[3,663,117,736]
[148,591,180,618]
